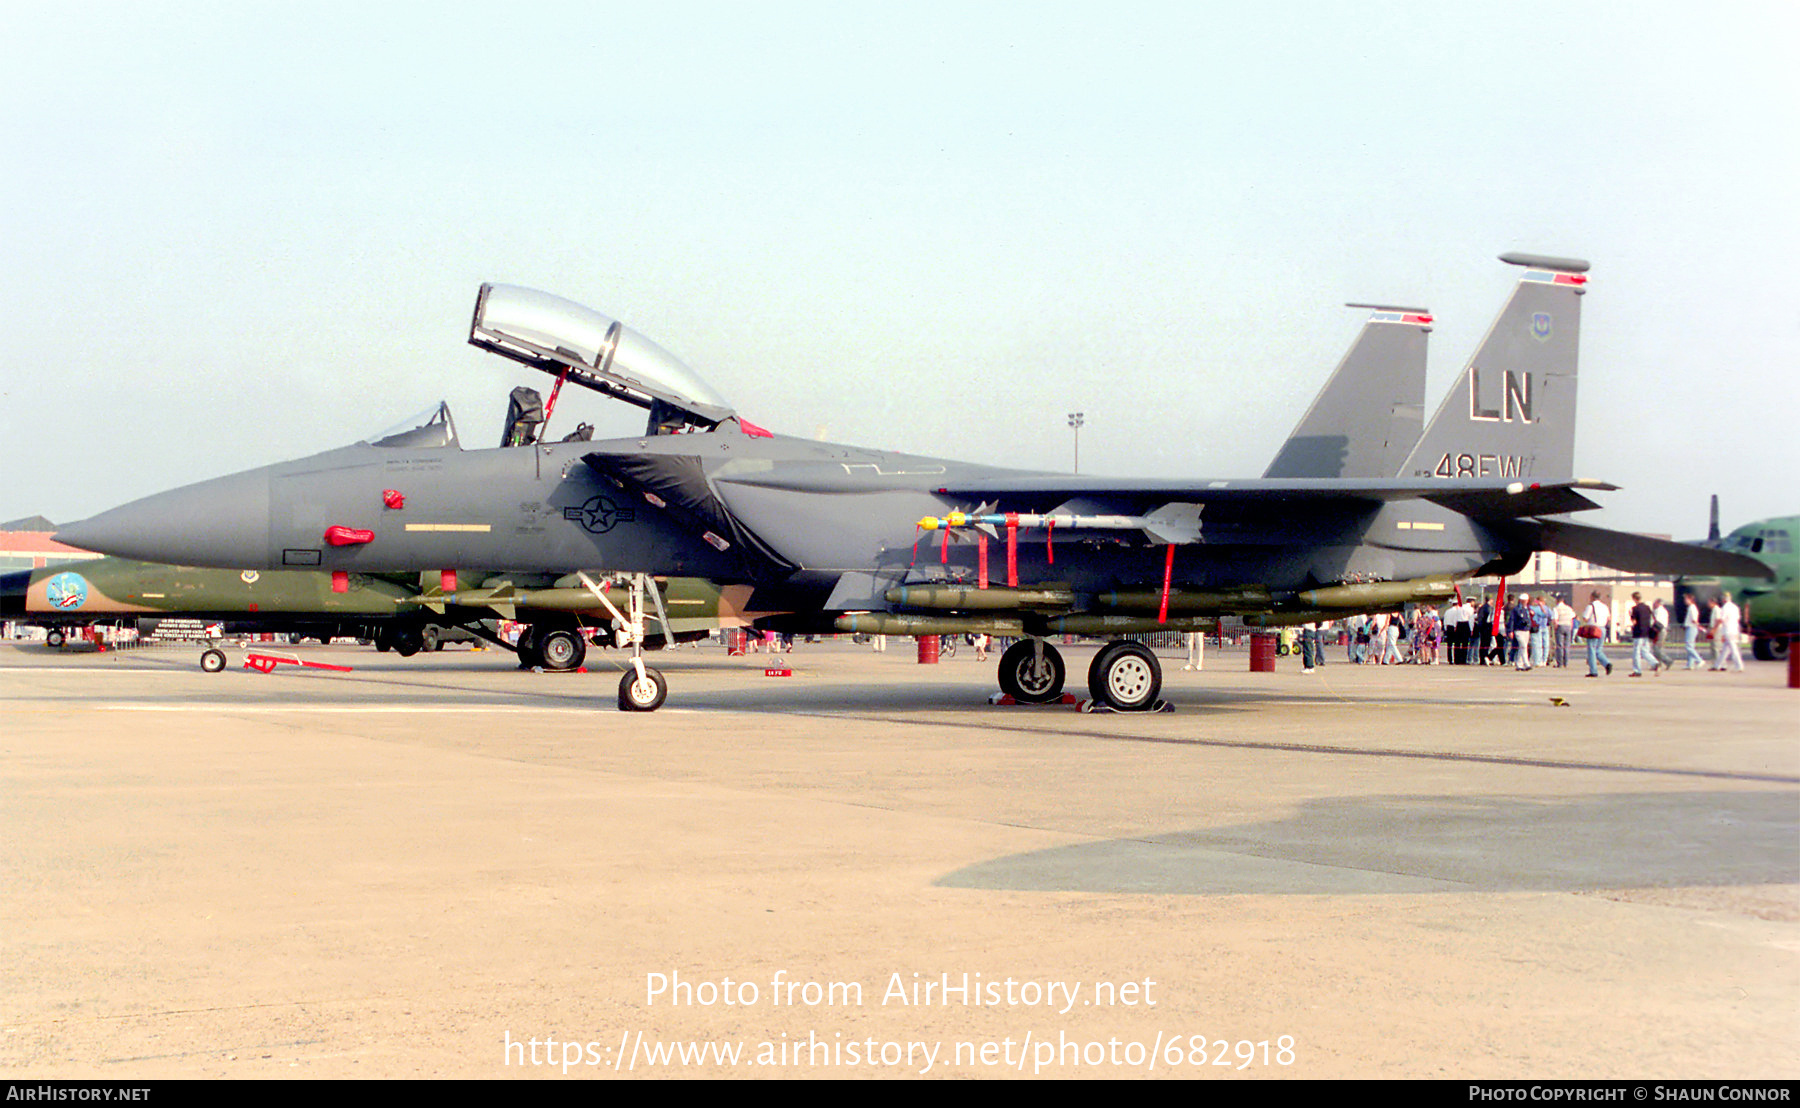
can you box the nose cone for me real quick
[56,468,272,568]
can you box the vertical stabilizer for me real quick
[1399,254,1588,483]
[1263,305,1432,479]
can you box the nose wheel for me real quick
[618,666,668,711]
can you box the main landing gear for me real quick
[994,637,1165,711]
[516,624,588,671]
[997,639,1065,703]
[1087,640,1162,711]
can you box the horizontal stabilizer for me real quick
[1424,481,1614,519]
[1531,519,1775,579]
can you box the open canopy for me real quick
[469,284,736,429]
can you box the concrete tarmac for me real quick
[2,638,1795,1079]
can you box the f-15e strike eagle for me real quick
[58,254,1770,711]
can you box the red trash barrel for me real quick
[917,635,940,664]
[1249,632,1277,673]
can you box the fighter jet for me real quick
[58,254,1772,711]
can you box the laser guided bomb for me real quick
[58,256,1773,710]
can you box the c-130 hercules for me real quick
[58,254,1770,710]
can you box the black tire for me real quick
[45,629,65,649]
[1088,640,1162,711]
[997,639,1065,703]
[515,626,542,668]
[390,627,423,657]
[422,626,440,653]
[539,628,587,671]
[200,648,227,673]
[618,666,668,711]
[1751,636,1789,662]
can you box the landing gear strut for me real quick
[577,572,671,712]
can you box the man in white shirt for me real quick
[1552,596,1577,667]
[1712,594,1745,672]
[1651,598,1672,669]
[1681,595,1705,669]
[1581,591,1614,677]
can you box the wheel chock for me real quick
[1078,698,1175,714]
[987,692,1080,707]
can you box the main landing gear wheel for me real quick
[200,648,227,673]
[538,628,587,671]
[1088,640,1162,711]
[45,628,65,649]
[997,639,1065,703]
[1752,637,1789,662]
[515,626,541,668]
[618,666,668,711]
[389,627,423,657]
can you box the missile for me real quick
[1039,614,1216,635]
[917,503,1204,545]
[400,585,625,619]
[884,584,1074,610]
[834,613,1026,637]
[1295,576,1456,608]
[1092,586,1273,613]
[1237,611,1329,629]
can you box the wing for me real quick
[932,476,1616,523]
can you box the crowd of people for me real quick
[1303,590,1749,676]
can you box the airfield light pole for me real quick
[1067,411,1085,474]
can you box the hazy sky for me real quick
[3,1,1796,538]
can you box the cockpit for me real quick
[1724,525,1793,557]
[360,286,752,453]
[363,401,460,449]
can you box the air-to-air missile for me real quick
[58,257,1774,711]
